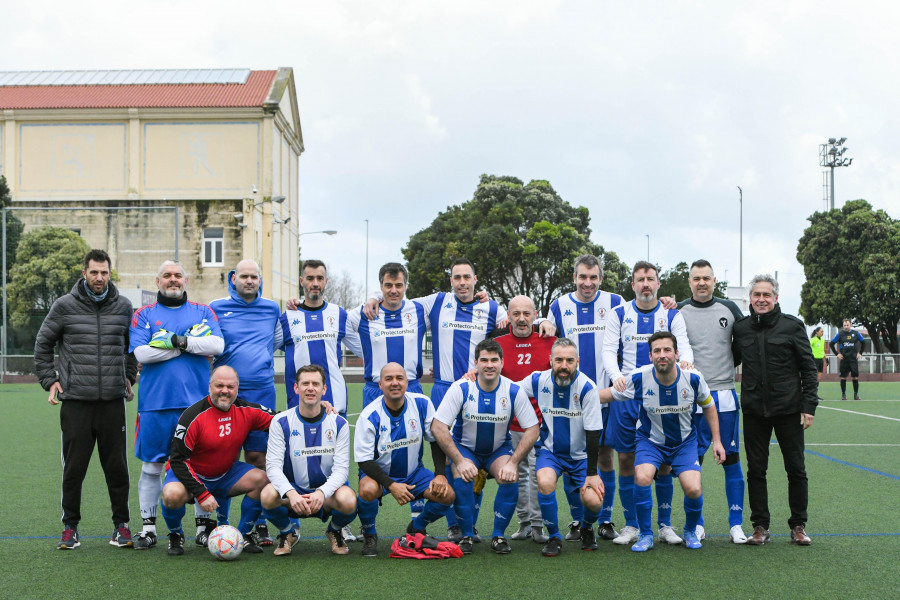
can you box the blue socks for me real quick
[655,473,674,527]
[161,502,185,533]
[538,491,560,538]
[634,484,653,536]
[724,462,745,527]
[491,482,518,538]
[684,494,703,532]
[329,507,357,529]
[357,497,379,536]
[216,496,231,525]
[413,500,450,530]
[563,473,585,523]
[452,478,476,537]
[237,496,263,535]
[599,469,616,523]
[619,474,637,528]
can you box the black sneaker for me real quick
[407,520,426,535]
[490,536,511,554]
[458,536,474,555]
[133,531,157,550]
[447,524,463,542]
[564,520,581,541]
[842,395,848,401]
[195,518,217,547]
[597,521,618,541]
[110,523,133,548]
[256,523,274,547]
[167,532,185,556]
[854,395,862,401]
[580,524,598,551]
[57,527,80,550]
[362,534,378,557]
[242,531,264,554]
[542,536,563,557]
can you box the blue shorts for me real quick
[695,409,741,457]
[456,441,514,473]
[604,399,640,453]
[135,409,184,463]
[379,465,436,499]
[240,386,277,453]
[634,437,700,477]
[164,460,256,498]
[430,381,452,409]
[536,449,588,484]
[362,379,425,409]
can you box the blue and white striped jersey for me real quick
[611,364,713,448]
[548,291,624,387]
[416,292,506,384]
[602,300,693,381]
[433,377,538,455]
[279,304,363,413]
[518,370,603,460]
[354,393,435,479]
[346,300,429,384]
[266,408,350,499]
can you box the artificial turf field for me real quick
[1,381,899,600]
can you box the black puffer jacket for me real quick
[34,280,137,401]
[732,304,818,417]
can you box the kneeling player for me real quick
[355,363,455,557]
[260,364,357,556]
[518,339,605,556]
[160,366,274,555]
[597,332,724,551]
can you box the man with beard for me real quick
[130,260,225,551]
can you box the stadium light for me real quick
[819,137,853,210]
[297,230,337,249]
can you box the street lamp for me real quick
[819,137,853,210]
[645,234,650,261]
[364,219,369,295]
[737,186,742,289]
[297,230,337,246]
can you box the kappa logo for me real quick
[468,394,476,403]
[645,389,655,397]
[659,503,672,510]
[694,460,701,466]
[380,425,388,433]
[564,309,574,316]
[624,317,634,324]
[730,505,742,512]
[730,440,737,447]
[541,386,551,394]
[292,318,301,325]
[719,317,728,329]
[291,429,300,437]
[444,302,454,309]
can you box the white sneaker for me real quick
[510,523,532,540]
[531,526,549,544]
[341,524,357,543]
[729,525,747,544]
[612,525,640,545]
[658,525,683,545]
[696,524,706,540]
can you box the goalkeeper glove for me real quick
[184,323,212,337]
[148,328,187,350]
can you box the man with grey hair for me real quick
[129,260,225,552]
[732,274,818,546]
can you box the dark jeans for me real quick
[60,399,130,527]
[742,411,808,529]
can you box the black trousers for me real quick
[59,399,130,527]
[742,411,808,529]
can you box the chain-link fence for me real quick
[2,206,178,382]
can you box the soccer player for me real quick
[596,332,725,552]
[261,364,358,557]
[210,259,282,543]
[281,259,363,416]
[431,339,540,555]
[601,260,693,546]
[517,338,605,556]
[354,363,455,557]
[539,254,623,542]
[130,260,224,550]
[830,319,865,400]
[161,366,275,556]
[677,259,747,543]
[492,295,554,543]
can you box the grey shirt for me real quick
[676,296,743,391]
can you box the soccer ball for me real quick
[207,525,244,561]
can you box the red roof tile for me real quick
[0,70,277,110]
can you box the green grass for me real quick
[2,382,899,599]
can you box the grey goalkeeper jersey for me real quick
[676,296,743,391]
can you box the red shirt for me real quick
[495,328,556,432]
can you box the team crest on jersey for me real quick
[500,397,508,409]
[658,318,666,329]
[719,317,728,329]
[475,308,484,319]
[681,388,689,400]
[408,419,417,432]
[325,428,334,441]
[598,307,606,319]
[573,393,580,405]
[564,309,573,316]
[405,313,413,325]
[327,316,335,327]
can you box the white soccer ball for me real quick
[207,525,244,561]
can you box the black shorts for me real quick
[814,358,824,373]
[840,360,859,378]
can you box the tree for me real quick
[797,199,900,353]
[7,226,91,326]
[403,175,628,314]
[1,175,24,282]
[657,261,729,302]
[324,270,365,309]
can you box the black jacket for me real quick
[732,304,818,417]
[34,279,137,401]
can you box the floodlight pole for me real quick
[737,186,742,289]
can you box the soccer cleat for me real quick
[531,526,549,543]
[327,527,349,555]
[242,531,264,554]
[447,524,463,543]
[167,531,185,556]
[406,520,427,536]
[730,525,748,544]
[564,520,581,541]
[195,518,217,547]
[696,524,706,540]
[57,527,80,550]
[598,521,618,541]
[273,529,299,556]
[658,525,683,545]
[457,536,474,555]
[341,524,357,543]
[110,523,133,548]
[362,534,378,557]
[612,525,640,545]
[746,525,770,545]
[580,524,598,551]
[841,395,848,401]
[491,536,512,554]
[133,531,157,550]
[510,523,532,540]
[256,523,273,547]
[541,536,563,557]
[854,395,862,401]
[683,529,702,549]
[631,534,654,552]
[473,527,482,543]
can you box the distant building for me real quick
[0,68,303,305]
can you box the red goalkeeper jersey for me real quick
[494,328,555,432]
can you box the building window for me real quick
[202,228,224,267]
[69,227,82,235]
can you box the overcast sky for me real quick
[3,1,898,318]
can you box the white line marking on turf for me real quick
[818,405,900,422]
[804,443,900,447]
